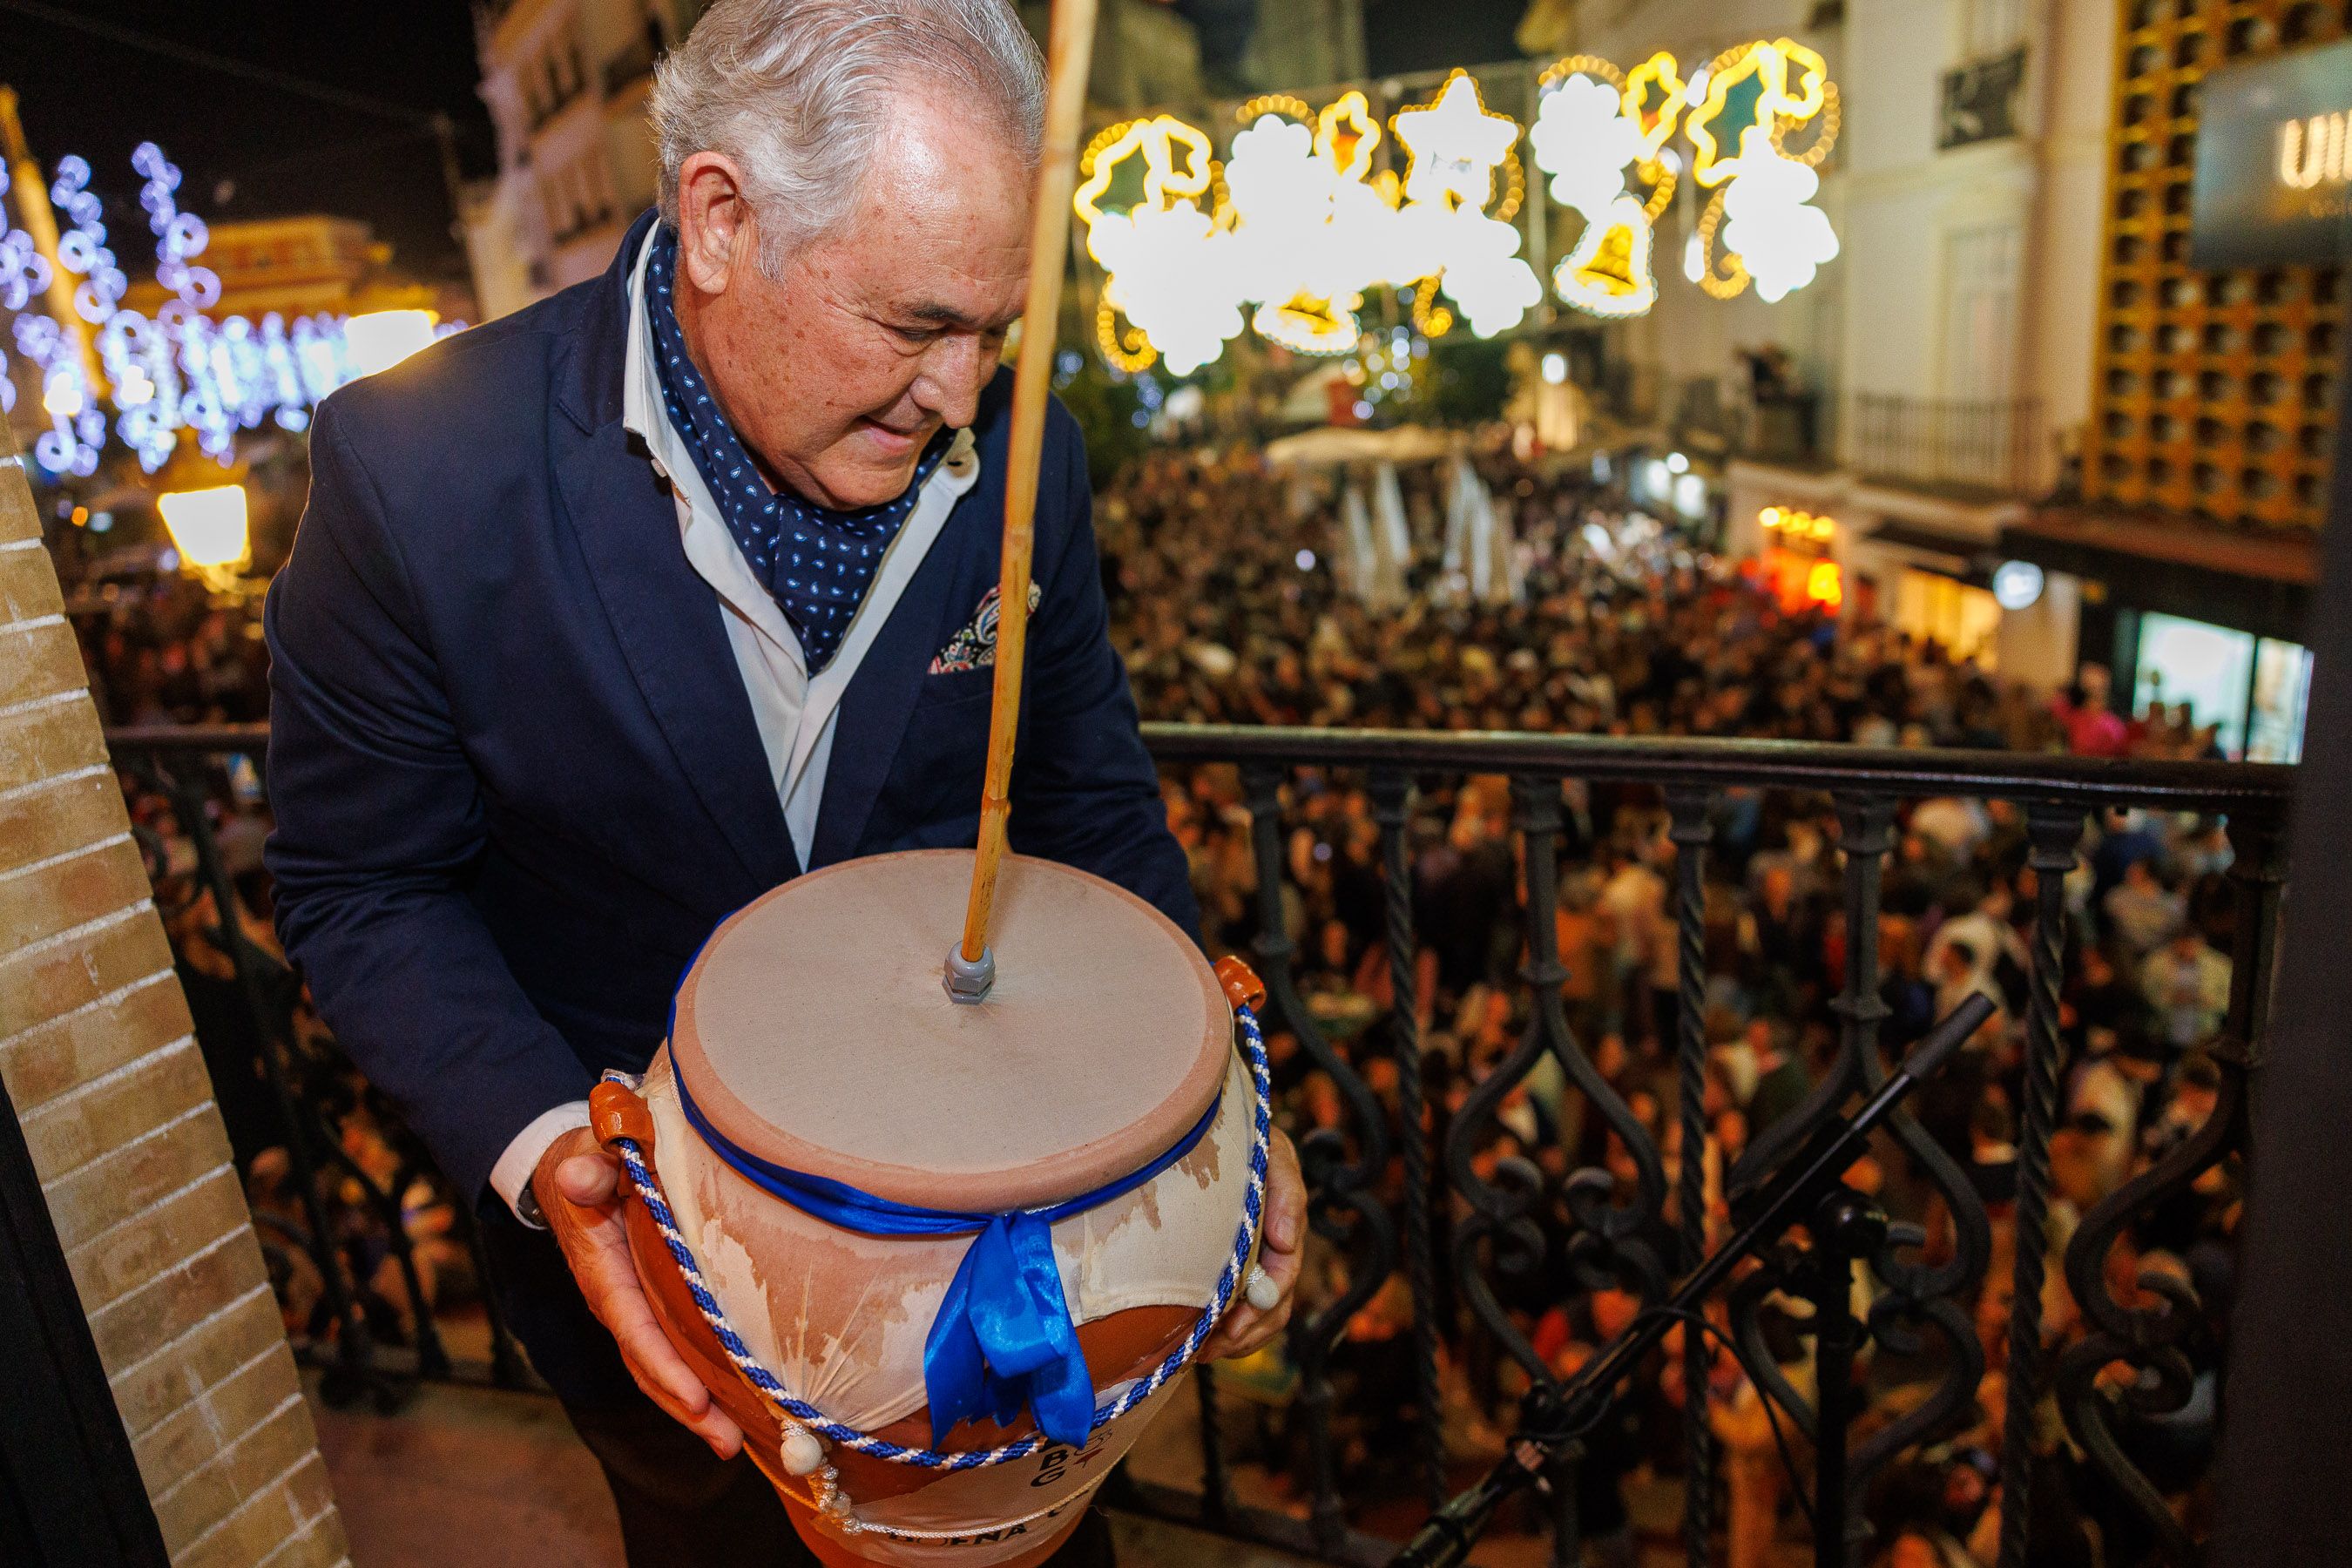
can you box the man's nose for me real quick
[912,335,992,429]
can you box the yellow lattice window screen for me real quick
[2086,0,2349,530]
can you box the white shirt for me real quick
[489,228,983,1222]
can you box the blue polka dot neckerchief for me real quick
[644,225,945,673]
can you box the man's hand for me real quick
[1200,1128,1306,1362]
[533,1126,746,1457]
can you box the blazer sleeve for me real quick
[1008,410,1201,943]
[262,398,593,1206]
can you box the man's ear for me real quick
[674,151,761,295]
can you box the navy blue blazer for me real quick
[264,211,1196,1209]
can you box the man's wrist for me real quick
[490,1101,593,1227]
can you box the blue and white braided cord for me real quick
[608,1002,1274,1473]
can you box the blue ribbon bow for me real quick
[674,1071,1220,1448]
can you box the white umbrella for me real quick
[1369,462,1412,611]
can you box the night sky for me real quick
[3,0,497,285]
[0,0,1525,293]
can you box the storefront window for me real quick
[2248,637,2314,763]
[1894,569,2001,666]
[2133,612,2254,756]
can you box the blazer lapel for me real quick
[549,224,796,894]
[810,542,965,867]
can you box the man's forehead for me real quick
[828,115,1031,326]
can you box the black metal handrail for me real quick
[1143,723,2288,810]
[101,720,2288,1568]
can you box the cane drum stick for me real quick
[950,0,1100,1001]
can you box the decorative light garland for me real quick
[1535,37,1839,320]
[1,142,465,479]
[1071,46,1841,372]
[1071,70,1541,373]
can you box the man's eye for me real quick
[891,324,940,345]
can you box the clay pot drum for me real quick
[605,850,1256,1567]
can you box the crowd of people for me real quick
[64,440,2246,1566]
[1101,449,2243,1565]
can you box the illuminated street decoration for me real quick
[1680,39,1840,302]
[1530,64,1680,317]
[1535,38,1840,317]
[0,143,465,478]
[1067,48,1840,372]
[1071,116,1240,375]
[1389,72,1542,339]
[1073,74,1540,371]
[1714,127,1840,301]
[1394,72,1519,208]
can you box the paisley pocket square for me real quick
[929,582,1043,674]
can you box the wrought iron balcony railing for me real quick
[101,720,2289,1568]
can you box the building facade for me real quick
[1990,0,2343,763]
[124,215,463,323]
[1641,0,2335,756]
[1561,0,2114,688]
[463,0,707,321]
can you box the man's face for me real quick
[674,94,1031,509]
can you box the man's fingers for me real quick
[1202,1291,1293,1362]
[599,1272,745,1458]
[622,1359,745,1459]
[1201,1132,1308,1362]
[538,1136,743,1460]
[1257,1230,1305,1291]
[596,1273,713,1418]
[555,1149,621,1206]
[1265,1132,1307,1254]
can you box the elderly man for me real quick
[262,2,1303,1562]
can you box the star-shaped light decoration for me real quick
[1394,71,1523,211]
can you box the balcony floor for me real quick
[306,1369,1781,1568]
[306,1372,1323,1568]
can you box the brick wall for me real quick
[0,429,349,1568]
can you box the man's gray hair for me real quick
[651,0,1045,272]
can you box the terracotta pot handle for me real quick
[590,1079,655,1158]
[1213,955,1267,1014]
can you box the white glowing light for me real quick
[1715,128,1841,302]
[157,484,249,585]
[1667,451,1689,473]
[1540,351,1566,384]
[344,309,438,377]
[1673,472,1707,517]
[1433,208,1544,337]
[1394,73,1521,209]
[1530,75,1644,217]
[1992,560,2045,611]
[2,143,469,477]
[1555,192,1659,318]
[1073,117,1245,375]
[1530,60,1681,321]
